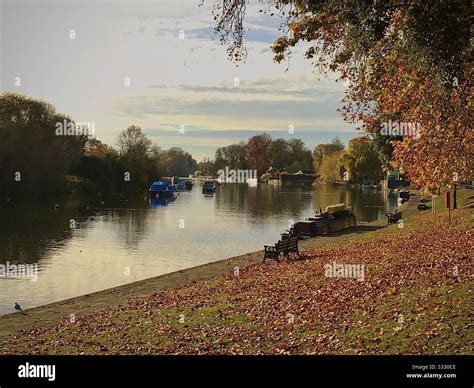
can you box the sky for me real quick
[0,0,358,161]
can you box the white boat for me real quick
[247,178,258,186]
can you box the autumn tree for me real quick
[212,0,473,190]
[312,137,345,174]
[246,134,271,176]
[117,125,153,190]
[72,138,121,192]
[197,158,216,176]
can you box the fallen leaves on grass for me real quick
[1,209,472,355]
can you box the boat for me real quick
[175,179,186,192]
[202,181,216,194]
[325,203,346,215]
[247,178,258,187]
[149,181,177,199]
[361,178,371,190]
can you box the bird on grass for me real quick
[15,302,27,315]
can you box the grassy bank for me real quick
[1,190,472,355]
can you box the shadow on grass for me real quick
[322,225,386,236]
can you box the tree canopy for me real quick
[212,0,473,190]
[0,93,86,194]
[0,94,198,196]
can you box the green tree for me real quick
[0,93,86,195]
[288,139,312,172]
[117,125,152,191]
[221,142,247,169]
[312,138,345,174]
[72,138,121,193]
[319,150,345,183]
[268,138,291,170]
[214,148,225,171]
[340,137,383,184]
[159,147,198,177]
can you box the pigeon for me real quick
[14,302,22,311]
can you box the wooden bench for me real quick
[263,236,300,262]
[263,240,287,262]
[417,202,428,211]
[286,235,300,259]
[385,210,403,225]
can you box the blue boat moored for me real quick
[202,181,217,194]
[149,181,177,199]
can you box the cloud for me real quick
[112,95,340,120]
[1,0,357,161]
[147,74,342,100]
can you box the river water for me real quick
[0,183,398,316]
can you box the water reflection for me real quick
[0,198,93,266]
[149,197,177,208]
[0,185,397,315]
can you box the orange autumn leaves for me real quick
[271,2,473,190]
[2,208,472,355]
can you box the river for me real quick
[0,183,398,316]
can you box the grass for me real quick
[1,189,472,355]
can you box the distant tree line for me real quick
[0,93,197,196]
[199,134,383,184]
[0,93,386,196]
[198,134,313,176]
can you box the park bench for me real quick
[385,210,403,225]
[263,235,300,263]
[417,202,428,211]
[286,235,300,259]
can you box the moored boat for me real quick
[202,180,216,194]
[175,179,186,191]
[247,178,258,186]
[361,178,371,190]
[149,181,177,199]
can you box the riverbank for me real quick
[0,220,386,343]
[0,193,413,343]
[1,190,471,354]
